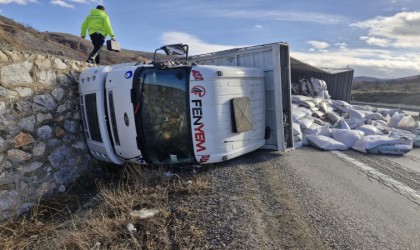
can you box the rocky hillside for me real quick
[0,15,155,65]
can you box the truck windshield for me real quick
[136,68,196,165]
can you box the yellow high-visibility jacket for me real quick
[81,9,115,39]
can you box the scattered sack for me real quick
[331,129,364,149]
[296,107,313,116]
[365,113,386,121]
[369,120,391,133]
[326,112,341,124]
[312,110,326,118]
[296,117,314,129]
[352,135,412,155]
[294,141,303,148]
[292,122,303,142]
[299,100,316,108]
[332,119,351,130]
[332,99,351,107]
[313,117,325,126]
[397,115,417,132]
[380,109,402,117]
[390,129,420,147]
[389,113,405,128]
[292,122,302,136]
[348,109,366,119]
[355,125,382,135]
[319,102,333,113]
[306,134,347,151]
[345,118,365,129]
[291,108,307,121]
[365,137,413,155]
[303,124,332,137]
[292,95,313,102]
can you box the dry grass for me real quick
[0,164,211,250]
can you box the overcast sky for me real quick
[1,0,420,78]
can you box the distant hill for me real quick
[353,75,420,90]
[0,15,157,64]
[353,76,384,83]
[353,75,420,84]
[352,75,420,106]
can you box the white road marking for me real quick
[331,151,420,206]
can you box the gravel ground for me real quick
[171,150,329,249]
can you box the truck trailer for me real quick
[78,43,293,166]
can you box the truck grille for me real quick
[84,93,102,142]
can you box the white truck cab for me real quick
[79,43,292,165]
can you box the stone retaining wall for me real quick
[0,49,96,219]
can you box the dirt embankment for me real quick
[0,153,329,249]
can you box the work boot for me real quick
[86,58,95,64]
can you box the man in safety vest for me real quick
[81,5,115,64]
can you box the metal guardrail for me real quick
[351,101,420,116]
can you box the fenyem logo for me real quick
[192,70,204,81]
[199,155,210,163]
[191,86,206,97]
[125,71,133,79]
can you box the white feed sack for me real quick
[397,116,417,132]
[354,125,382,136]
[291,108,307,122]
[292,122,303,143]
[345,118,365,129]
[326,112,341,124]
[390,129,420,147]
[365,113,386,121]
[348,109,366,120]
[296,117,314,129]
[352,135,413,155]
[389,113,406,128]
[332,119,351,130]
[303,124,332,137]
[306,134,347,151]
[331,129,364,149]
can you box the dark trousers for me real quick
[88,32,105,64]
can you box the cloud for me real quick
[161,31,248,55]
[359,36,391,47]
[307,40,330,51]
[255,24,263,29]
[68,0,103,3]
[51,0,74,8]
[334,42,348,50]
[50,0,102,8]
[208,9,345,25]
[0,0,37,4]
[351,11,420,48]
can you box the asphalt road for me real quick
[278,147,420,249]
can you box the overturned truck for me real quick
[79,43,293,165]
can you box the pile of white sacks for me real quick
[292,79,420,155]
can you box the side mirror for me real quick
[153,44,189,61]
